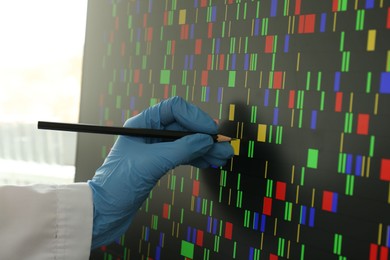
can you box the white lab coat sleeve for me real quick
[0,183,93,260]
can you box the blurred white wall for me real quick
[0,0,87,184]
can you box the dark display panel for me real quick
[76,1,390,259]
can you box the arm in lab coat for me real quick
[0,183,93,260]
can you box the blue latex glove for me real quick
[88,96,234,249]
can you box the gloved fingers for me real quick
[148,133,214,177]
[163,122,187,132]
[124,97,219,134]
[159,96,218,134]
[205,142,235,160]
[189,142,234,168]
[123,106,161,129]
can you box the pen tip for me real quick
[216,134,233,142]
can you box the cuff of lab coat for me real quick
[56,183,93,259]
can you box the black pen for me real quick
[37,121,233,142]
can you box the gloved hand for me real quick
[88,96,234,249]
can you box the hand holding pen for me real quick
[85,96,234,248]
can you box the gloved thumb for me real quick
[150,133,214,174]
